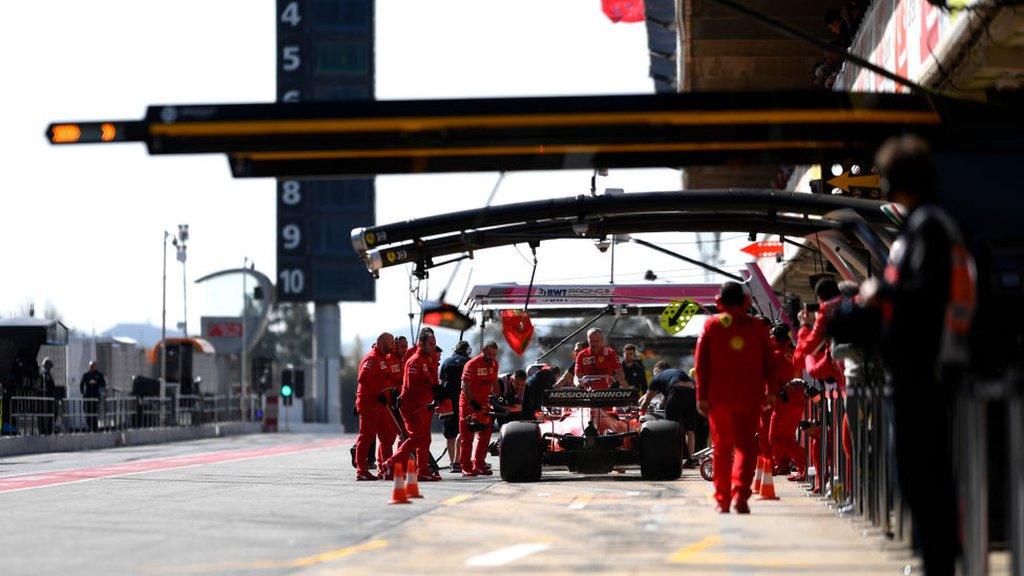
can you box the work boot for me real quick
[450,462,462,473]
[473,467,493,476]
[733,500,750,514]
[356,471,377,481]
[715,502,730,514]
[461,469,479,477]
[419,472,442,482]
[349,446,357,469]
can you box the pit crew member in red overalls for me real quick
[575,328,631,433]
[377,335,407,470]
[459,341,500,476]
[695,281,772,514]
[573,328,627,390]
[385,330,441,482]
[766,324,807,479]
[354,332,394,481]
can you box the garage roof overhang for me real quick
[48,91,963,178]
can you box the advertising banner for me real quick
[835,0,979,92]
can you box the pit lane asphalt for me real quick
[0,430,920,575]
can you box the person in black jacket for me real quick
[860,135,972,576]
[494,369,528,427]
[439,341,472,472]
[621,344,648,393]
[40,358,57,435]
[640,361,698,464]
[521,365,560,419]
[80,362,106,432]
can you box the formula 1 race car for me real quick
[497,386,682,482]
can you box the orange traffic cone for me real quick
[758,461,779,500]
[752,457,764,495]
[389,462,411,505]
[405,457,423,499]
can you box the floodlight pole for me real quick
[241,258,249,417]
[161,231,169,425]
[178,224,189,337]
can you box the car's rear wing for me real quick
[543,388,639,408]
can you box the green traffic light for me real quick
[281,384,293,397]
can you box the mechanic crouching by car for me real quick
[354,332,394,481]
[522,365,559,419]
[640,361,698,466]
[384,329,442,482]
[494,369,528,427]
[695,281,772,514]
[460,341,500,477]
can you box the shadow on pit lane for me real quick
[529,472,691,483]
[649,562,915,574]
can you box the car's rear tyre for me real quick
[640,420,682,480]
[499,422,543,482]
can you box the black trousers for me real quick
[892,369,959,576]
[84,396,101,431]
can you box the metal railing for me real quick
[3,394,262,436]
[801,358,904,531]
[797,355,1024,575]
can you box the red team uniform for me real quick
[768,339,805,476]
[573,346,622,389]
[354,345,392,479]
[695,302,772,510]
[388,345,438,478]
[376,351,404,467]
[459,353,498,474]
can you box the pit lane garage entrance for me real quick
[461,278,782,482]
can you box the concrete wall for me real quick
[0,422,262,458]
[193,353,219,395]
[61,337,225,397]
[101,342,145,394]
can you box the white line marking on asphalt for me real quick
[465,543,551,567]
[568,493,593,509]
[626,491,640,496]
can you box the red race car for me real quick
[497,386,682,482]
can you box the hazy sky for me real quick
[2,1,753,344]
